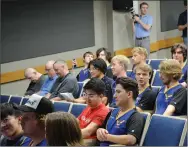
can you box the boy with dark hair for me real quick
[0,103,31,146]
[78,78,109,143]
[16,94,54,146]
[171,43,187,87]
[97,77,144,146]
[88,58,114,105]
[76,51,94,82]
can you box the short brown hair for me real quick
[135,63,152,76]
[171,43,187,61]
[140,2,149,9]
[83,51,94,59]
[132,47,148,59]
[159,59,182,81]
[45,112,84,146]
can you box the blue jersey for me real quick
[77,68,90,82]
[155,84,183,115]
[24,139,47,146]
[100,109,136,146]
[179,62,187,83]
[135,87,150,106]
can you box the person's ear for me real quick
[18,116,22,124]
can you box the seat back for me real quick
[149,59,164,70]
[143,114,187,146]
[184,133,187,146]
[70,103,87,117]
[1,95,11,103]
[21,97,29,105]
[9,96,23,105]
[139,112,151,146]
[151,86,161,93]
[146,59,150,64]
[78,82,84,97]
[151,70,163,86]
[53,101,72,112]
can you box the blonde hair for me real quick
[132,47,148,59]
[135,63,152,75]
[159,59,182,80]
[111,55,130,71]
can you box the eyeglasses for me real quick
[83,92,97,98]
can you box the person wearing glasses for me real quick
[37,60,58,96]
[77,78,109,145]
[24,68,47,96]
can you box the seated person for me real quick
[155,59,187,116]
[24,68,47,96]
[131,47,153,84]
[16,95,54,146]
[0,103,31,146]
[46,60,79,101]
[96,48,113,79]
[135,64,158,112]
[88,58,114,105]
[110,55,130,107]
[76,51,94,82]
[77,78,109,141]
[45,112,84,146]
[70,59,114,105]
[38,60,58,96]
[97,77,144,146]
[171,43,187,87]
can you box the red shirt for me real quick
[78,103,109,139]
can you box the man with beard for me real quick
[155,59,187,116]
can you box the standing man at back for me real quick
[178,0,187,46]
[133,2,153,57]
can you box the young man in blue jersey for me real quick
[0,103,31,146]
[76,51,94,82]
[97,77,144,146]
[17,95,54,146]
[171,43,187,87]
[155,59,187,116]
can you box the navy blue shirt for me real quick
[178,10,187,37]
[101,76,114,105]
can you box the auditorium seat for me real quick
[149,59,164,70]
[139,112,151,146]
[21,97,29,105]
[53,101,72,112]
[70,103,87,117]
[78,82,84,97]
[9,96,23,105]
[1,95,11,103]
[142,114,187,146]
[151,70,163,86]
[151,86,161,93]
[184,133,187,146]
[146,59,150,64]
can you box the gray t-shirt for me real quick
[25,75,47,96]
[49,73,79,99]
